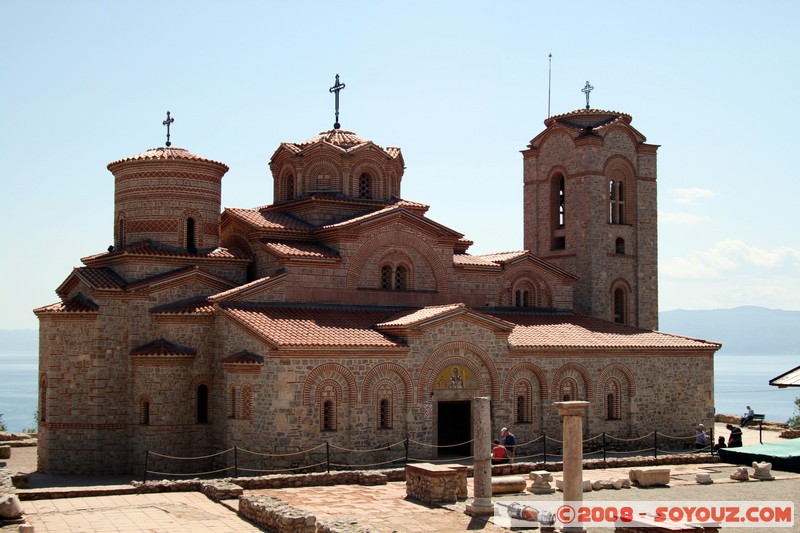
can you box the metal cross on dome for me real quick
[162,111,174,147]
[582,81,594,110]
[329,74,346,130]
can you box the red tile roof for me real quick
[377,303,467,327]
[487,311,720,350]
[208,273,287,302]
[107,147,228,170]
[83,241,250,263]
[225,208,314,231]
[222,351,264,364]
[151,297,215,315]
[222,305,404,348]
[130,338,197,356]
[125,265,237,292]
[72,267,126,290]
[34,294,99,314]
[262,241,340,260]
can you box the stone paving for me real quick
[3,425,799,533]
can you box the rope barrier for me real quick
[328,439,407,453]
[143,427,706,480]
[408,438,474,448]
[147,448,233,461]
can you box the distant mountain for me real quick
[659,306,800,355]
[0,329,38,354]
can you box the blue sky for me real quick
[2,1,799,330]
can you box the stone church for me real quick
[35,95,720,474]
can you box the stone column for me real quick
[555,401,589,533]
[465,396,493,516]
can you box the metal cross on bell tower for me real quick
[329,74,346,130]
[162,111,175,147]
[582,81,594,110]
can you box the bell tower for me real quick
[522,108,659,330]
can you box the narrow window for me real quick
[609,180,625,224]
[140,400,150,425]
[196,384,209,423]
[381,265,392,289]
[614,288,627,324]
[322,400,336,431]
[39,377,47,422]
[117,217,126,248]
[359,173,372,199]
[379,399,392,429]
[228,386,238,418]
[186,217,197,253]
[394,266,407,290]
[615,237,625,254]
[558,176,565,228]
[284,174,295,201]
[605,380,621,420]
[317,173,331,190]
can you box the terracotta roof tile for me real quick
[83,241,249,262]
[222,304,404,348]
[151,297,215,315]
[208,272,287,302]
[262,241,339,259]
[126,265,236,292]
[453,254,502,268]
[130,338,197,356]
[72,267,126,290]
[486,311,720,350]
[377,304,466,327]
[34,294,99,314]
[222,351,264,364]
[278,130,402,160]
[225,208,314,231]
[107,147,228,169]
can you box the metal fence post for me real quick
[542,432,547,464]
[602,432,607,464]
[654,430,658,459]
[234,446,239,478]
[143,450,149,483]
[326,441,330,473]
[404,436,409,464]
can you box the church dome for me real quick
[297,129,369,151]
[108,146,228,169]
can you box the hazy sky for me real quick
[2,1,799,330]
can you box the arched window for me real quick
[560,378,577,402]
[514,380,532,423]
[139,399,150,425]
[381,265,392,289]
[554,175,565,228]
[377,382,393,429]
[515,290,529,307]
[615,237,625,254]
[196,384,209,424]
[613,287,627,324]
[186,217,197,253]
[359,173,372,199]
[605,379,621,420]
[609,179,625,224]
[283,174,295,201]
[394,266,407,290]
[380,264,411,291]
[320,381,338,431]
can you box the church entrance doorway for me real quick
[437,400,471,458]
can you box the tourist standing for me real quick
[501,427,516,462]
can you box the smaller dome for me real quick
[107,147,228,170]
[299,129,369,150]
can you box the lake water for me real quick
[1,352,798,433]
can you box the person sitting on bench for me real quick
[740,405,755,427]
